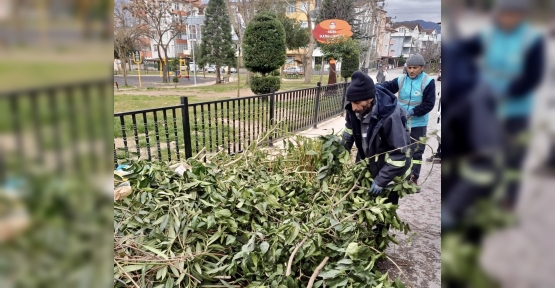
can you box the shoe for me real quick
[426,153,441,164]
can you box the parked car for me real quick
[230,67,237,73]
[284,66,302,75]
[206,66,216,73]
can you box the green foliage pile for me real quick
[114,133,416,288]
[250,76,281,95]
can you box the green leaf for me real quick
[260,241,270,254]
[336,259,353,265]
[142,245,168,259]
[314,280,324,288]
[306,150,318,156]
[318,269,340,279]
[207,215,216,229]
[226,235,236,245]
[345,243,359,257]
[206,264,230,275]
[215,209,232,218]
[120,265,144,273]
[285,226,300,245]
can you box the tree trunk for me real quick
[122,57,129,87]
[328,59,337,85]
[157,46,169,83]
[246,71,252,85]
[237,48,241,97]
[216,65,221,84]
[303,12,315,84]
[319,58,325,83]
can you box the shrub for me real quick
[172,76,179,83]
[243,13,286,76]
[270,69,281,77]
[250,76,280,95]
[315,64,322,71]
[340,54,360,79]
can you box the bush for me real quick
[340,54,359,79]
[172,76,179,83]
[270,69,281,76]
[251,76,280,95]
[243,13,286,76]
[398,55,406,66]
[315,64,322,71]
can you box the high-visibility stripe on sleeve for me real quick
[504,169,521,181]
[386,158,406,167]
[344,128,353,135]
[413,160,423,165]
[459,161,494,186]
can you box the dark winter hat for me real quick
[406,54,425,66]
[495,0,530,12]
[346,71,376,102]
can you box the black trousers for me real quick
[410,126,427,181]
[503,116,529,209]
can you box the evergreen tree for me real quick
[200,0,236,83]
[243,12,286,95]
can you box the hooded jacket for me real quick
[342,86,412,187]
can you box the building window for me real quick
[174,3,179,10]
[286,4,296,14]
[153,45,158,53]
[300,1,310,11]
[176,43,188,53]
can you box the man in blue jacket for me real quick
[378,54,436,190]
[341,71,412,238]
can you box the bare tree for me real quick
[417,39,441,70]
[114,0,147,86]
[128,0,186,83]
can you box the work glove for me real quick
[369,182,383,195]
[407,109,415,117]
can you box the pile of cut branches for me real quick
[114,133,416,288]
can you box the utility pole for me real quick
[192,39,197,86]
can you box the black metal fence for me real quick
[1,79,114,175]
[114,80,349,164]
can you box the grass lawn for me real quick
[114,75,338,113]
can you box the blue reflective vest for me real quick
[480,23,541,118]
[397,72,433,128]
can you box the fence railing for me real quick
[1,79,114,175]
[113,80,349,164]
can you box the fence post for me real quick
[341,78,348,116]
[181,96,193,158]
[268,88,276,147]
[313,82,322,128]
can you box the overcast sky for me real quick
[383,0,441,23]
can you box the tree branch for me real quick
[306,257,330,288]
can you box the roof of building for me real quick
[422,28,435,34]
[392,21,423,31]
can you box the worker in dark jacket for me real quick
[342,71,412,201]
[378,54,436,191]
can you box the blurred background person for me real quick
[441,0,552,287]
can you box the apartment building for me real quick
[387,21,439,60]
